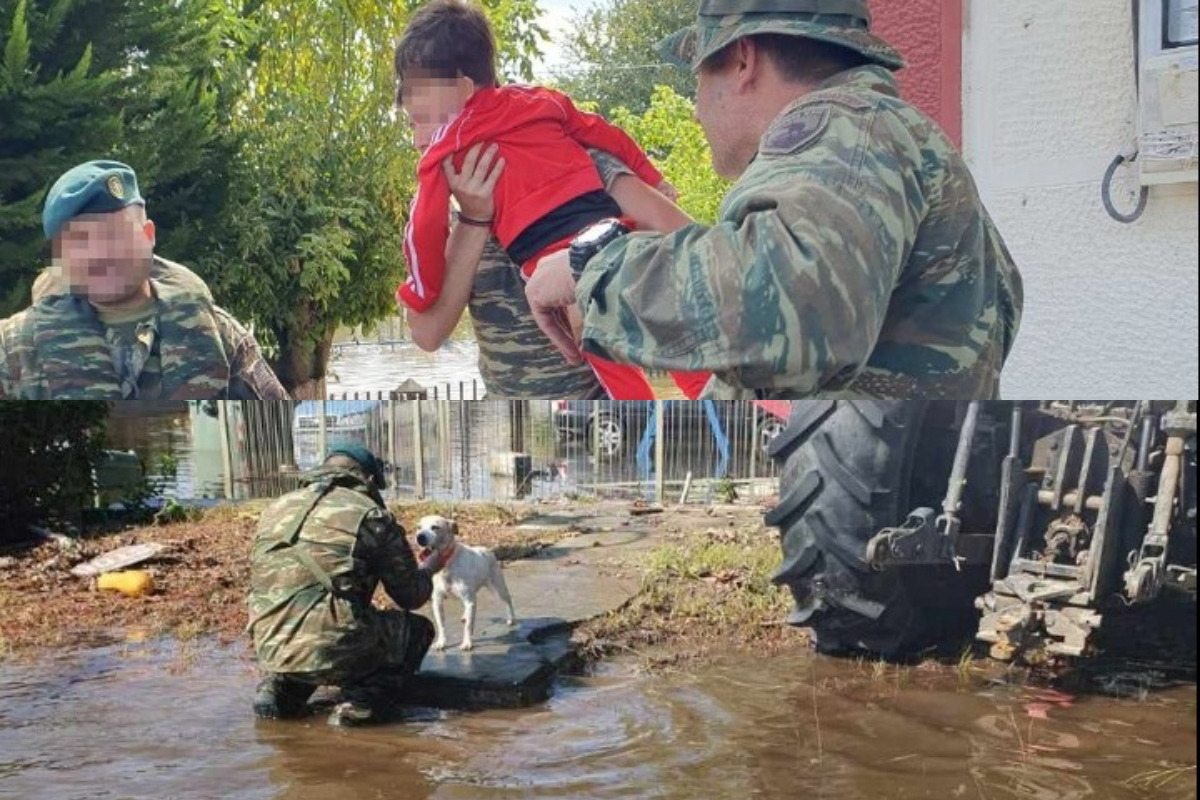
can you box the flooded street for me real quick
[105,401,782,504]
[0,642,1194,800]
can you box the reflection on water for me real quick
[326,339,687,400]
[328,341,482,398]
[0,643,1194,800]
[105,404,226,501]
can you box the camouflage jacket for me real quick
[576,66,1023,400]
[246,468,432,677]
[0,257,288,400]
[468,150,630,400]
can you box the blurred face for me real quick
[398,75,475,150]
[53,206,155,304]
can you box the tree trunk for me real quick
[272,310,333,400]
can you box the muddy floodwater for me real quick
[0,640,1194,800]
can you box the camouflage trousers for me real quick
[257,610,435,717]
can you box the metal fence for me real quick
[216,400,788,504]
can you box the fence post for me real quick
[387,399,398,500]
[317,398,328,462]
[217,401,234,501]
[509,401,528,452]
[591,402,601,478]
[438,400,452,489]
[654,400,665,504]
[459,400,471,499]
[748,404,758,482]
[413,399,426,498]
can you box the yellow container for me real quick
[97,570,156,598]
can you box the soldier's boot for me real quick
[253,675,315,720]
[328,669,407,728]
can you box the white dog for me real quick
[414,515,516,651]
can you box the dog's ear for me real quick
[449,519,460,539]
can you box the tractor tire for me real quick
[765,400,941,658]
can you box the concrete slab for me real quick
[402,516,657,709]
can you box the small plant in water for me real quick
[154,499,203,526]
[1122,764,1196,792]
[956,645,976,684]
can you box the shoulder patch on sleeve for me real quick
[759,106,830,157]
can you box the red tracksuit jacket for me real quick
[398,85,663,313]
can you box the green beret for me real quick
[43,160,145,240]
[326,442,388,490]
[656,0,904,73]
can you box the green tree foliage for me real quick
[1,1,545,396]
[0,399,110,538]
[611,85,728,225]
[0,0,240,316]
[552,0,694,116]
[198,0,546,397]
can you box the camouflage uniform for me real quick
[247,467,434,716]
[467,151,631,400]
[0,256,288,400]
[575,0,1023,399]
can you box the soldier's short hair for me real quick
[324,454,373,483]
[394,0,498,99]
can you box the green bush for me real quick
[0,400,110,540]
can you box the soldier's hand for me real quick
[656,179,679,203]
[525,251,584,365]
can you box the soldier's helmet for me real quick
[656,0,904,72]
[326,442,388,490]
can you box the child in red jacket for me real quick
[395,0,709,400]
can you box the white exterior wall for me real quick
[964,0,1198,399]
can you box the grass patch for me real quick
[173,619,207,642]
[389,500,519,527]
[574,527,800,667]
[201,499,273,524]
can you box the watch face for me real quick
[577,220,617,247]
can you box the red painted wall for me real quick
[873,0,963,147]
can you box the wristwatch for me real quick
[569,218,630,281]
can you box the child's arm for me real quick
[406,221,491,352]
[398,160,453,314]
[406,143,507,352]
[608,173,693,233]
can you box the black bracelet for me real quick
[457,213,493,227]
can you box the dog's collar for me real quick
[442,542,458,565]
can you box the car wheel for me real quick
[586,414,625,458]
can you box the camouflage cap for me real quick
[656,0,904,72]
[43,160,146,240]
[326,442,388,490]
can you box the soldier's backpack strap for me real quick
[279,479,356,599]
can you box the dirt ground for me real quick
[0,499,802,665]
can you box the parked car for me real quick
[552,400,789,458]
